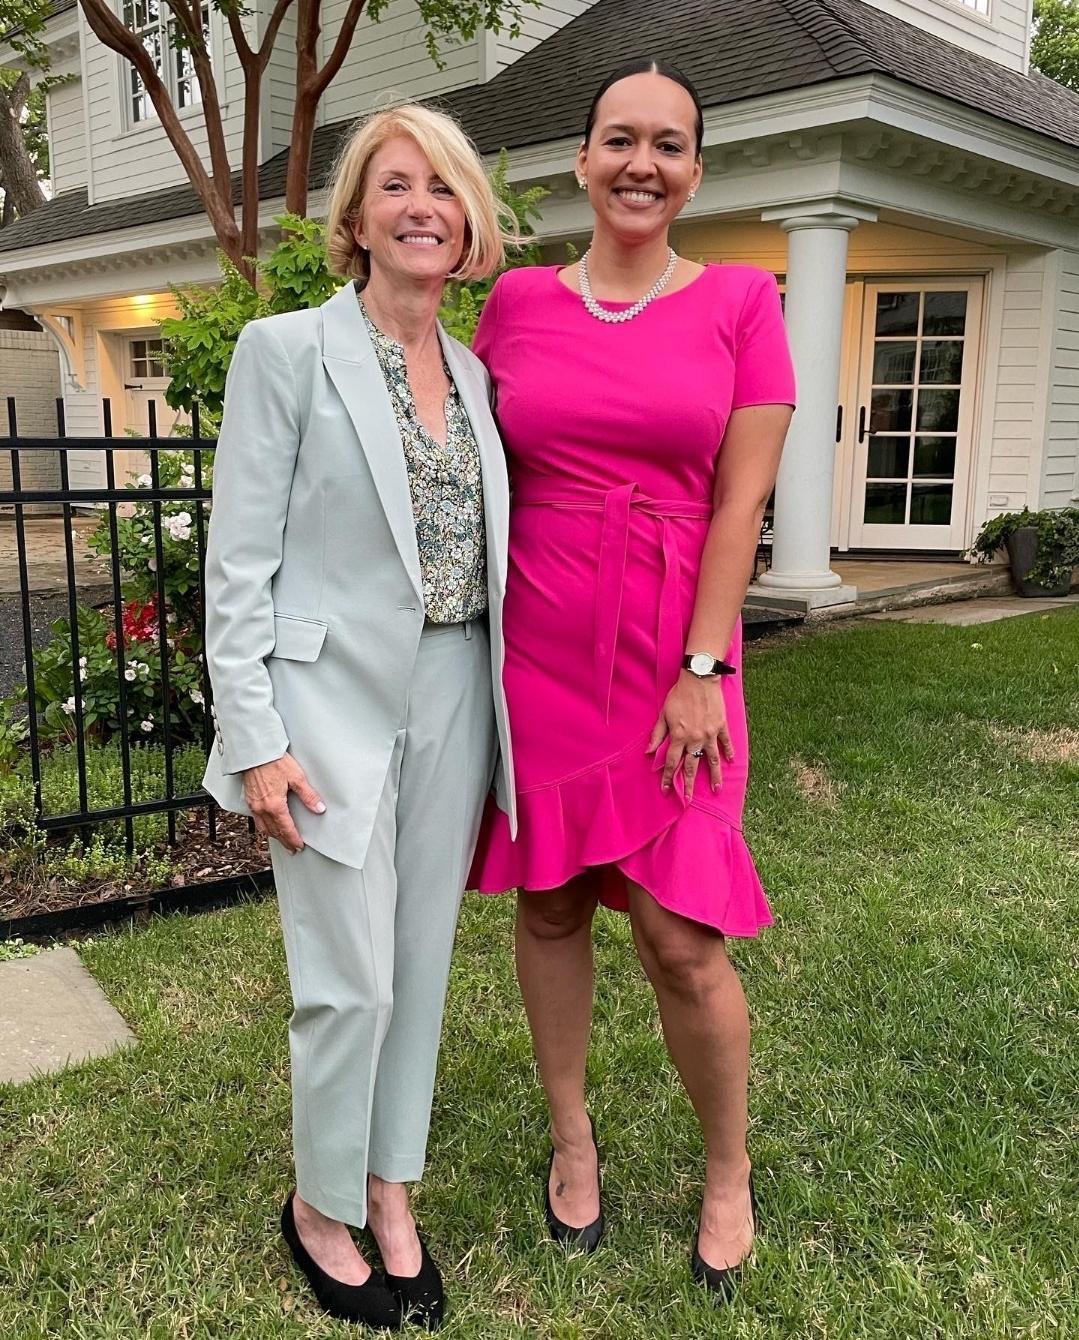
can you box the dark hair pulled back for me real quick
[583,59,704,157]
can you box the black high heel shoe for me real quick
[690,1171,757,1301]
[281,1192,402,1329]
[383,1234,444,1331]
[544,1115,605,1253]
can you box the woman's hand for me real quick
[243,753,326,853]
[647,672,734,801]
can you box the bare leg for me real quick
[515,875,602,1229]
[292,1194,374,1285]
[627,881,754,1269]
[366,1176,422,1276]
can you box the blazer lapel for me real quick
[440,327,509,597]
[321,284,423,602]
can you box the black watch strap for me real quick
[683,652,737,678]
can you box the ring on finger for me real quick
[689,749,705,758]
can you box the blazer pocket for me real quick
[270,613,328,662]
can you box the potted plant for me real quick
[970,506,1079,597]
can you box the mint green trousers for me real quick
[269,620,496,1227]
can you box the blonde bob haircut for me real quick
[326,103,517,283]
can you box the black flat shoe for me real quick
[383,1234,444,1331]
[690,1172,757,1301]
[544,1115,605,1253]
[281,1192,402,1329]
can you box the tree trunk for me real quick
[0,75,46,220]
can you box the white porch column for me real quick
[753,201,875,608]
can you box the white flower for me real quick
[147,556,157,572]
[141,534,152,546]
[115,501,137,519]
[190,688,204,707]
[139,662,151,676]
[61,696,76,715]
[137,474,152,488]
[78,656,87,670]
[140,719,154,733]
[124,667,137,682]
[174,511,191,526]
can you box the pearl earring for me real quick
[687,190,696,203]
[577,177,587,190]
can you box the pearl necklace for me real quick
[578,247,679,324]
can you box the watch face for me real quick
[689,652,715,676]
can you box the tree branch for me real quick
[309,0,368,101]
[77,0,242,262]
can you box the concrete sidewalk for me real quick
[868,592,1079,625]
[0,515,111,595]
[0,947,135,1085]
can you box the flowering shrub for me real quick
[29,604,207,747]
[88,448,210,638]
[13,448,212,749]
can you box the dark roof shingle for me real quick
[3,0,1078,257]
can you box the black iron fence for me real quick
[1,396,269,934]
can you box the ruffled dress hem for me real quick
[468,733,773,938]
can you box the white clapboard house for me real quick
[1,0,1077,606]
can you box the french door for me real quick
[847,280,983,551]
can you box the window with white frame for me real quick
[951,0,990,14]
[122,0,211,126]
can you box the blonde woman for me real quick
[202,104,517,1330]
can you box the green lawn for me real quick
[1,611,1077,1339]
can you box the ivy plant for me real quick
[970,506,1079,589]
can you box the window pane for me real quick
[871,389,913,434]
[875,292,920,337]
[923,291,967,336]
[150,360,166,378]
[910,483,953,526]
[916,388,960,433]
[868,437,911,479]
[873,341,916,385]
[913,436,957,478]
[864,483,907,525]
[919,340,964,384]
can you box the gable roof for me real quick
[3,0,1078,258]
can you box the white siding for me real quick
[1042,250,1079,507]
[861,0,1031,72]
[47,62,88,195]
[63,319,108,490]
[265,6,298,155]
[82,9,252,205]
[987,251,1049,510]
[320,0,480,125]
[492,0,593,74]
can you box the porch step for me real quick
[741,602,805,640]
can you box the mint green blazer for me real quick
[201,282,517,870]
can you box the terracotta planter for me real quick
[1004,527,1072,598]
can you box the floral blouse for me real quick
[362,305,488,624]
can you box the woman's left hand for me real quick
[647,672,734,800]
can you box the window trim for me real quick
[943,0,992,22]
[114,0,220,135]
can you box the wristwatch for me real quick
[682,651,736,678]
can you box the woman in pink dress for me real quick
[469,60,795,1296]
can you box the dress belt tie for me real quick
[513,481,713,721]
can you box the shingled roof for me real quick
[3,0,1078,257]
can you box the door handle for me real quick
[835,405,843,443]
[858,406,867,444]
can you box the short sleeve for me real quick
[472,271,505,368]
[730,271,797,411]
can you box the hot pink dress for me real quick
[469,264,796,934]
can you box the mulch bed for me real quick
[0,807,270,923]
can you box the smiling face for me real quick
[352,134,467,287]
[577,71,703,244]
